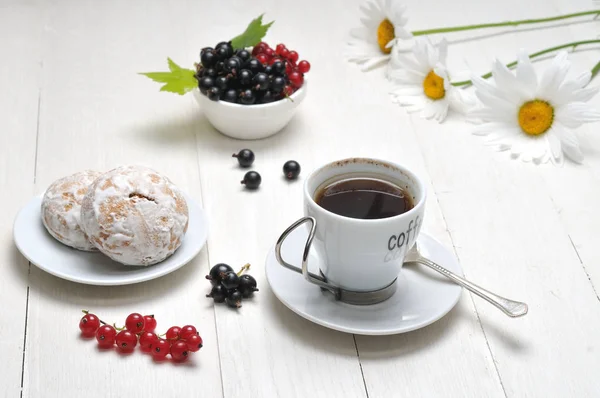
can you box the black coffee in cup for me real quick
[315,177,414,219]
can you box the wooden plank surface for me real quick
[0,2,43,397]
[1,0,600,397]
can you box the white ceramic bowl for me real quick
[193,83,307,140]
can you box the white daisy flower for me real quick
[470,50,600,164]
[345,0,413,71]
[387,38,473,122]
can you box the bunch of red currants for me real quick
[79,311,202,362]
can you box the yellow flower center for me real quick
[377,19,395,54]
[518,100,554,136]
[423,70,445,100]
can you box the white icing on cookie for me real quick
[81,165,189,266]
[41,170,103,251]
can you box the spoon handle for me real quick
[412,257,528,318]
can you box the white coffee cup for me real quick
[275,158,426,304]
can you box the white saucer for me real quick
[265,228,462,335]
[13,193,208,286]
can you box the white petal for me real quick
[547,132,564,165]
[552,122,579,147]
[555,102,600,128]
[516,50,537,95]
[492,59,526,103]
[562,141,584,163]
[360,55,391,70]
[537,51,570,100]
[472,122,509,136]
[437,38,448,65]
[390,86,423,96]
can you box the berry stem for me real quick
[449,39,600,87]
[81,309,107,325]
[113,323,125,331]
[412,10,600,36]
[237,263,251,276]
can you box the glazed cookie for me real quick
[41,170,103,251]
[81,165,189,266]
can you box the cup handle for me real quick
[275,217,341,299]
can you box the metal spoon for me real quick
[405,244,528,318]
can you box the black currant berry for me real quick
[239,89,256,105]
[204,68,217,78]
[283,160,301,180]
[224,57,242,73]
[238,274,259,298]
[239,69,253,86]
[245,58,264,74]
[222,89,238,103]
[226,290,243,309]
[206,284,228,303]
[215,76,229,90]
[206,263,234,285]
[259,91,275,104]
[232,149,255,167]
[272,60,285,75]
[241,171,261,190]
[264,65,273,75]
[200,47,213,58]
[237,49,251,62]
[253,73,269,90]
[270,76,286,93]
[221,272,240,290]
[207,87,221,101]
[201,51,216,68]
[216,41,233,58]
[199,76,215,95]
[215,61,225,72]
[215,46,229,61]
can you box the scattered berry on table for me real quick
[206,284,228,303]
[143,315,157,333]
[221,271,240,290]
[151,339,171,360]
[79,312,101,338]
[206,263,235,284]
[139,332,159,351]
[283,160,301,180]
[170,341,190,362]
[226,290,243,309]
[165,326,181,341]
[95,325,117,349]
[125,313,145,334]
[238,274,259,298]
[186,334,203,352]
[241,171,261,189]
[178,325,197,340]
[115,330,137,353]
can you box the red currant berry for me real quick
[264,47,274,58]
[275,44,286,55]
[95,325,117,349]
[280,48,290,59]
[115,330,137,353]
[285,62,293,75]
[165,326,181,341]
[143,315,157,333]
[298,60,311,73]
[178,325,197,340]
[256,54,269,64]
[269,57,282,66]
[251,45,265,56]
[79,313,101,338]
[288,51,299,63]
[151,339,170,360]
[125,313,145,334]
[185,334,203,352]
[288,71,304,88]
[170,341,189,362]
[139,332,159,351]
[283,85,294,96]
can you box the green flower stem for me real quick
[450,39,600,87]
[412,10,600,36]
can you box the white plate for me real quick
[265,228,462,335]
[13,193,208,286]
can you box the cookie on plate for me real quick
[81,165,189,266]
[41,170,103,251]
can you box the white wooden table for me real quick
[2,0,600,397]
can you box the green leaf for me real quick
[139,58,197,95]
[231,14,274,50]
